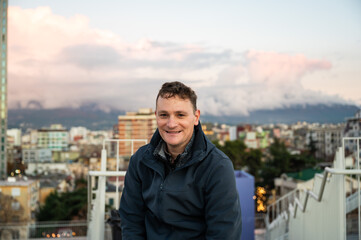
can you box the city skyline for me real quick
[8,0,361,116]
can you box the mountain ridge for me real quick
[8,103,360,131]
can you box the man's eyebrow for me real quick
[175,111,187,114]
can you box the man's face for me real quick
[156,95,200,154]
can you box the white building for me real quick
[22,149,52,163]
[25,162,69,176]
[244,131,258,149]
[343,110,361,154]
[7,128,21,146]
[306,124,344,160]
[69,126,89,142]
[31,125,69,151]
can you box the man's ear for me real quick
[194,109,200,125]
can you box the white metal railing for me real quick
[266,137,361,240]
[87,139,147,240]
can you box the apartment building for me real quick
[7,128,21,147]
[344,109,361,154]
[32,124,69,151]
[0,178,40,225]
[22,148,52,164]
[306,124,344,161]
[116,108,156,157]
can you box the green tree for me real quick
[214,140,247,170]
[261,138,291,189]
[307,133,317,158]
[243,149,263,182]
[213,140,263,183]
[36,187,87,221]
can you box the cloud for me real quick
[8,6,348,115]
[59,44,121,69]
[245,50,332,85]
[197,51,341,115]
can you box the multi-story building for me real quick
[22,148,52,164]
[344,109,361,154]
[69,126,89,143]
[0,0,7,179]
[0,178,40,226]
[32,124,69,151]
[7,128,21,147]
[116,108,156,157]
[306,124,344,161]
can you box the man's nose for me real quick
[167,116,177,128]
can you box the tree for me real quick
[307,133,317,158]
[261,137,319,189]
[261,138,291,189]
[36,187,87,221]
[213,140,264,184]
[243,149,263,182]
[214,140,247,170]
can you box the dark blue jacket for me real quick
[119,124,242,239]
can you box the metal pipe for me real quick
[116,141,119,210]
[89,171,126,177]
[357,138,360,240]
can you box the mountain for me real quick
[8,104,360,131]
[8,106,125,131]
[201,104,360,125]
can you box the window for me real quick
[11,201,20,210]
[11,188,20,197]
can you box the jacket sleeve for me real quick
[118,155,146,240]
[204,153,242,240]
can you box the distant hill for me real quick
[8,105,125,131]
[8,103,360,131]
[201,104,360,125]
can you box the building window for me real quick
[11,216,20,222]
[11,201,20,210]
[11,188,20,197]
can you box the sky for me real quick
[7,0,361,116]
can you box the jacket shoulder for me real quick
[130,144,152,163]
[208,146,232,163]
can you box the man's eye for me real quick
[178,114,185,117]
[159,114,167,117]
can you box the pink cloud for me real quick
[7,6,346,115]
[7,6,227,109]
[245,50,332,85]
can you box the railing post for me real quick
[93,149,107,240]
[336,146,346,240]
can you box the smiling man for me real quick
[119,81,242,240]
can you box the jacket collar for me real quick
[144,122,214,170]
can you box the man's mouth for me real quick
[166,130,181,134]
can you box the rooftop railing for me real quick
[87,139,147,240]
[266,137,361,240]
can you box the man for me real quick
[119,81,242,239]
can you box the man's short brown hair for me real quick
[156,81,197,112]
